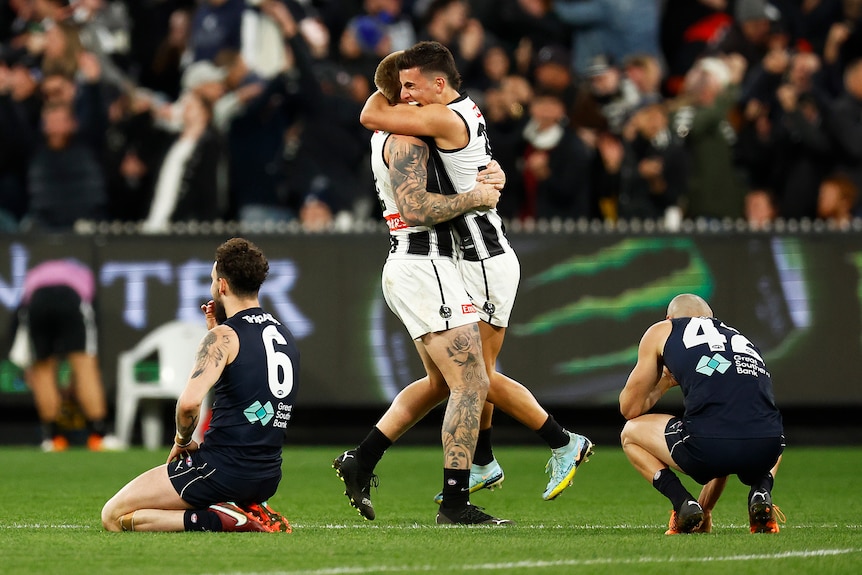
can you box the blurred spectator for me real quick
[4,0,862,231]
[340,0,415,85]
[824,57,862,195]
[659,0,733,96]
[72,0,134,93]
[141,90,224,232]
[216,0,341,225]
[817,171,858,225]
[416,0,485,87]
[554,0,662,77]
[670,54,748,220]
[482,74,532,218]
[0,48,41,230]
[623,53,663,100]
[515,89,592,220]
[139,6,192,101]
[484,0,568,70]
[41,18,83,79]
[0,1,27,45]
[617,99,688,220]
[530,44,576,103]
[795,1,844,56]
[25,99,108,230]
[748,52,832,219]
[184,59,229,106]
[745,187,778,228]
[298,195,334,231]
[30,0,71,28]
[128,0,196,98]
[823,0,862,69]
[718,0,796,86]
[23,53,109,231]
[465,41,512,93]
[571,53,640,136]
[103,90,168,222]
[188,0,245,63]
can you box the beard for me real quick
[213,298,228,325]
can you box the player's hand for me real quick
[662,366,679,388]
[166,439,199,464]
[477,160,506,190]
[201,300,217,330]
[472,183,501,210]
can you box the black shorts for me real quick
[665,417,785,485]
[167,448,281,508]
[27,285,96,360]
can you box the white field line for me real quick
[208,548,862,575]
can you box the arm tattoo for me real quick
[388,136,484,226]
[176,415,198,442]
[190,331,227,379]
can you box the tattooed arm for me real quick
[167,325,238,462]
[387,134,501,227]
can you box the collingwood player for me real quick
[359,41,593,504]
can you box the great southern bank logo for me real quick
[695,354,731,376]
[244,401,275,425]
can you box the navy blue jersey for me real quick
[201,307,300,479]
[663,317,783,439]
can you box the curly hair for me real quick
[398,41,461,92]
[215,238,269,297]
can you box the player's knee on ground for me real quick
[101,501,122,532]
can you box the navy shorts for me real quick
[665,417,785,485]
[167,449,280,508]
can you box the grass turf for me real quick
[0,445,859,575]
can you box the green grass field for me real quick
[0,445,859,575]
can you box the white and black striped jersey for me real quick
[370,129,456,259]
[434,94,512,262]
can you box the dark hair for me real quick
[398,41,462,91]
[215,237,269,297]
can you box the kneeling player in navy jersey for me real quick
[102,238,299,533]
[619,293,785,534]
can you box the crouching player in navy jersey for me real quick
[102,238,299,533]
[619,294,785,535]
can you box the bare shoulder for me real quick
[211,323,238,344]
[201,324,239,357]
[190,324,238,378]
[641,319,673,352]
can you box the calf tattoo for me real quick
[441,324,486,469]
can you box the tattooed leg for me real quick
[420,322,489,469]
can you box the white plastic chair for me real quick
[114,320,209,450]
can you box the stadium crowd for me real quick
[2,0,862,234]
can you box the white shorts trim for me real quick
[382,258,478,339]
[457,251,520,327]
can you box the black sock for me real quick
[439,468,470,510]
[652,468,695,512]
[184,509,223,531]
[355,426,392,473]
[748,472,775,503]
[41,421,60,441]
[473,427,494,466]
[535,415,569,449]
[86,419,108,437]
